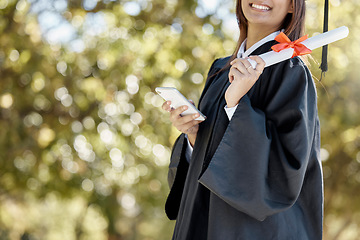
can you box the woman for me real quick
[162,0,323,239]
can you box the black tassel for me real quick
[320,0,329,80]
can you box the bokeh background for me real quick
[0,0,359,239]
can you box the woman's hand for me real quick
[225,56,265,107]
[162,100,203,146]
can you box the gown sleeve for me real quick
[198,57,319,221]
[165,59,221,220]
[165,133,189,220]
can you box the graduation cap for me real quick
[320,0,329,79]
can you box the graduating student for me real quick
[161,0,323,239]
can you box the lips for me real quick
[250,3,271,11]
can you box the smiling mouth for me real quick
[250,3,271,11]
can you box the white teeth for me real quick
[251,3,270,10]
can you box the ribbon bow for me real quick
[271,32,312,57]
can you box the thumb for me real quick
[248,56,265,74]
[189,99,195,106]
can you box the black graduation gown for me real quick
[165,41,323,240]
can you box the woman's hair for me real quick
[231,0,306,62]
[210,0,307,78]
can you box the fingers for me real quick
[229,56,265,82]
[172,110,198,124]
[228,67,242,83]
[170,106,203,133]
[230,58,247,73]
[228,58,253,83]
[168,105,186,121]
[169,104,202,121]
[176,119,201,134]
[162,99,203,134]
[162,101,172,112]
[249,56,265,74]
[170,109,202,134]
[230,58,255,72]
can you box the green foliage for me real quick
[306,1,360,239]
[0,0,359,239]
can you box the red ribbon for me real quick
[271,32,312,57]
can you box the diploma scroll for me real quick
[247,26,349,68]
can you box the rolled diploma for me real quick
[248,26,349,68]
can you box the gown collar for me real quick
[237,31,281,59]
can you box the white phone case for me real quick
[155,87,206,121]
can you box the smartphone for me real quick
[155,87,206,121]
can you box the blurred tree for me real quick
[308,0,360,239]
[0,0,234,239]
[0,0,359,239]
